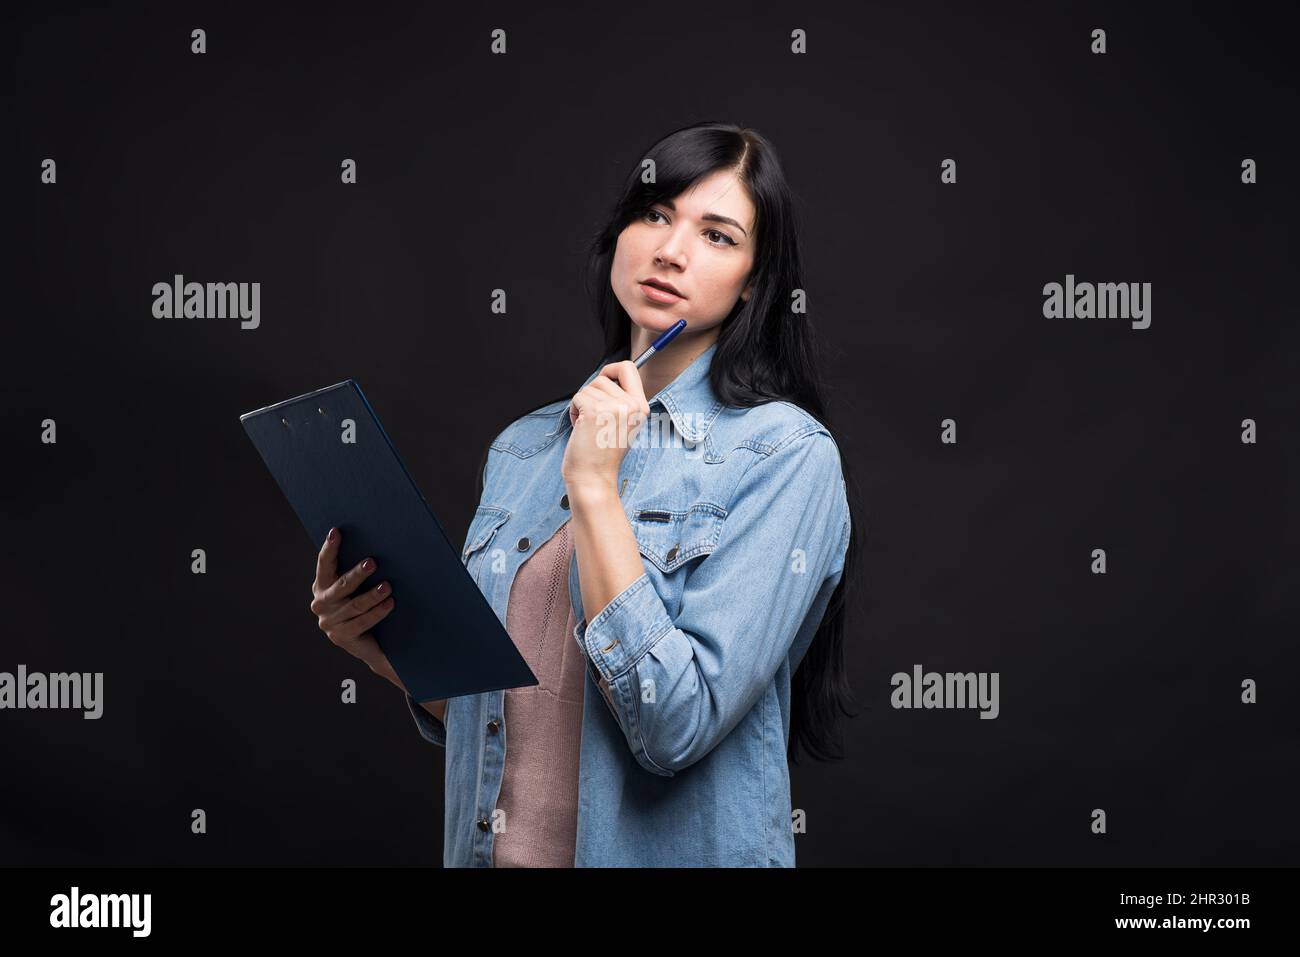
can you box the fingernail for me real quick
[377,582,388,594]
[362,559,373,570]
[327,528,336,542]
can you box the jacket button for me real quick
[560,493,570,510]
[517,536,530,551]
[487,719,500,734]
[666,544,679,562]
[477,818,491,832]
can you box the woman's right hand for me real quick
[310,527,396,672]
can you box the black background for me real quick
[4,1,1297,866]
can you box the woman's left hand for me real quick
[561,361,651,495]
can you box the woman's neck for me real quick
[630,325,719,401]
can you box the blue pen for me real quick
[632,318,688,368]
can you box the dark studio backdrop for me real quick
[4,2,1297,868]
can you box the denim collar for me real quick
[546,339,724,445]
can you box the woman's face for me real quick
[611,168,757,340]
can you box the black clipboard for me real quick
[240,380,537,702]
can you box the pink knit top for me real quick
[491,518,586,867]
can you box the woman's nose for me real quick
[655,247,684,269]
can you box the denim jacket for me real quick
[406,340,851,867]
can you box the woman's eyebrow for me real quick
[658,197,749,236]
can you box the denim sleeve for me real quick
[574,428,850,777]
[406,692,448,748]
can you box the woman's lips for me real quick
[639,282,683,304]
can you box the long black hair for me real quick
[476,120,863,765]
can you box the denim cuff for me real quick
[574,572,675,685]
[406,692,448,748]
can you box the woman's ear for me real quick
[740,282,753,302]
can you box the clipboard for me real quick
[239,379,538,702]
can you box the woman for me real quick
[309,121,862,867]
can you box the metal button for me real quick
[560,494,569,510]
[517,537,530,551]
[487,718,500,734]
[666,544,679,562]
[477,818,491,832]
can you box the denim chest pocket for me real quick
[632,503,726,573]
[462,505,511,583]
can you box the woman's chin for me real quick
[630,311,683,333]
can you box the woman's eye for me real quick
[644,209,734,247]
